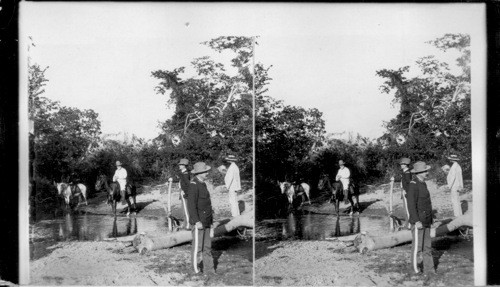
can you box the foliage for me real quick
[29,62,102,183]
[256,94,325,183]
[151,36,267,175]
[376,33,471,177]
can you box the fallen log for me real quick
[354,208,472,253]
[133,211,254,254]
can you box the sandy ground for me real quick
[255,179,474,286]
[29,180,253,286]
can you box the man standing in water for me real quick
[187,162,216,275]
[177,158,191,229]
[407,161,436,275]
[224,155,241,217]
[399,157,412,229]
[446,154,464,217]
[113,160,127,204]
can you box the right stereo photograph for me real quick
[255,3,484,286]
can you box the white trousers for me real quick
[450,187,463,217]
[228,189,240,217]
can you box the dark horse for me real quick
[95,174,137,216]
[317,174,360,215]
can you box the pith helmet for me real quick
[411,161,431,174]
[191,162,211,174]
[178,158,189,165]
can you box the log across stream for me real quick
[132,211,254,254]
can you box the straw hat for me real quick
[191,162,211,174]
[116,161,122,166]
[225,155,238,161]
[178,158,189,166]
[410,161,431,174]
[399,158,411,165]
[447,155,460,161]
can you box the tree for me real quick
[376,34,471,176]
[256,95,326,182]
[29,58,102,181]
[151,36,269,174]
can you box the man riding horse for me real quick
[113,160,131,204]
[67,172,82,198]
[335,160,360,214]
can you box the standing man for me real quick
[113,160,127,204]
[407,161,435,275]
[187,162,216,275]
[177,158,191,229]
[446,154,464,217]
[399,158,412,228]
[335,160,351,204]
[224,155,241,217]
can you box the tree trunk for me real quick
[354,208,472,253]
[133,211,254,254]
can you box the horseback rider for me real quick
[335,160,351,202]
[68,172,81,195]
[113,160,128,203]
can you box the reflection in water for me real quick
[278,211,385,240]
[43,213,155,242]
[32,213,171,260]
[111,216,138,238]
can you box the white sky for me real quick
[20,3,485,140]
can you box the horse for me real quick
[317,174,343,214]
[278,181,311,209]
[95,174,137,216]
[55,182,88,210]
[317,174,361,215]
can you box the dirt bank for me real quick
[255,180,474,286]
[29,180,253,286]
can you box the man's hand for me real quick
[195,222,203,229]
[415,221,423,229]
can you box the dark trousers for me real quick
[191,227,214,274]
[411,226,434,273]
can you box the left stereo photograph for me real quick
[20,2,254,286]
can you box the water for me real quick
[30,212,171,260]
[257,211,391,241]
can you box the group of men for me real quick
[108,156,241,275]
[397,155,464,276]
[176,155,242,275]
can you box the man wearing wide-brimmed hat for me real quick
[177,158,191,229]
[187,162,216,275]
[446,154,464,217]
[407,161,436,275]
[399,157,413,228]
[224,155,241,217]
[112,160,127,203]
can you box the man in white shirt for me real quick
[335,160,351,203]
[113,160,128,203]
[224,155,241,217]
[446,154,464,217]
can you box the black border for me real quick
[1,1,499,285]
[0,0,19,284]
